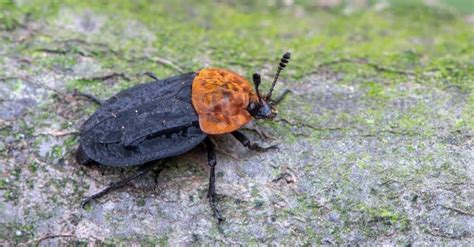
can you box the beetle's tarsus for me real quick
[204,138,225,223]
[73,89,104,106]
[80,182,116,208]
[80,161,160,209]
[143,72,160,81]
[80,198,93,209]
[248,143,279,152]
[231,131,278,152]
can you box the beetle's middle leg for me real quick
[204,137,224,223]
[80,160,164,208]
[231,131,278,151]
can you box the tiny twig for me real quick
[36,38,187,73]
[35,48,88,57]
[277,117,426,138]
[425,226,471,240]
[439,205,474,217]
[56,38,114,50]
[272,172,293,183]
[0,77,21,82]
[358,129,418,137]
[27,234,75,245]
[153,57,185,73]
[275,118,344,132]
[81,72,131,81]
[32,130,79,137]
[316,58,416,76]
[35,48,67,55]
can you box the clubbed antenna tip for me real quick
[266,51,291,100]
[252,73,262,101]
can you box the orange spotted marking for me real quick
[192,68,258,135]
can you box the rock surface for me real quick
[0,1,473,245]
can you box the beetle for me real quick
[75,52,291,222]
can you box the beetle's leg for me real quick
[204,137,224,223]
[73,89,103,106]
[271,89,291,105]
[143,71,160,81]
[80,161,161,208]
[231,131,278,151]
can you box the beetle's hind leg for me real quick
[231,131,278,151]
[73,89,104,106]
[81,161,164,208]
[204,137,225,223]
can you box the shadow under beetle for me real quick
[76,52,291,222]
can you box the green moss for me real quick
[28,162,38,174]
[50,145,64,160]
[355,203,411,235]
[33,52,78,70]
[5,0,471,87]
[11,167,22,181]
[362,81,387,99]
[0,179,7,189]
[136,198,146,207]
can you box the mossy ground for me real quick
[0,0,473,245]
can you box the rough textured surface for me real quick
[0,0,473,245]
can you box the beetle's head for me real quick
[248,94,276,119]
[248,52,291,120]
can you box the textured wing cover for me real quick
[191,68,258,134]
[79,72,207,167]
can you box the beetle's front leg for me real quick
[271,89,291,105]
[204,137,224,223]
[231,131,278,151]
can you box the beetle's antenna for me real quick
[266,52,291,100]
[252,73,263,102]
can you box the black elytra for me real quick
[76,72,206,166]
[76,52,291,222]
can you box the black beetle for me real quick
[76,52,291,222]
